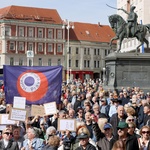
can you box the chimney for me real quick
[98,22,100,26]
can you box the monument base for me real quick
[104,52,150,92]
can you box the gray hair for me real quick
[46,126,56,136]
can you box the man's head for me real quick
[144,104,150,114]
[2,128,13,141]
[77,127,90,147]
[103,123,113,137]
[117,105,125,118]
[117,122,128,137]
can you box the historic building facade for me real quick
[0,5,116,81]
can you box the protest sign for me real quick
[13,96,26,109]
[58,119,76,131]
[44,102,57,115]
[0,114,16,124]
[31,105,45,116]
[9,108,27,122]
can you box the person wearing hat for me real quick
[117,121,139,150]
[75,127,96,150]
[92,116,116,150]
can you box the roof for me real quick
[0,5,62,24]
[69,22,116,43]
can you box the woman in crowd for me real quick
[138,126,150,150]
[112,140,126,150]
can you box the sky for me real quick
[0,0,117,25]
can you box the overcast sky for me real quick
[0,0,117,25]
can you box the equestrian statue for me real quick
[108,5,150,53]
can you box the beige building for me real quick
[117,0,150,52]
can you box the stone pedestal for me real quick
[104,52,150,92]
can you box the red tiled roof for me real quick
[69,22,116,43]
[0,5,62,24]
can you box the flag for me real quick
[4,65,62,105]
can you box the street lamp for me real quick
[62,19,74,84]
[103,67,106,86]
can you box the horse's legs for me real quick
[143,38,149,48]
[109,36,118,50]
[117,36,124,52]
[136,40,144,53]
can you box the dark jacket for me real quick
[75,142,96,150]
[125,133,139,150]
[92,122,116,150]
[109,113,127,137]
[43,145,58,150]
[0,139,19,150]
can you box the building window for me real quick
[69,59,71,67]
[76,47,79,54]
[38,43,43,52]
[58,59,61,65]
[94,49,96,55]
[10,42,15,50]
[84,60,86,68]
[57,44,62,52]
[69,47,71,54]
[5,27,11,36]
[28,43,33,51]
[18,42,24,51]
[19,58,23,66]
[76,60,79,67]
[28,28,34,37]
[88,48,90,55]
[84,48,86,54]
[94,61,96,68]
[19,27,24,37]
[10,57,14,65]
[38,28,43,38]
[105,49,107,56]
[48,44,53,52]
[97,61,99,68]
[48,59,51,66]
[87,60,90,67]
[97,49,100,55]
[48,29,53,39]
[38,58,42,66]
[57,30,62,39]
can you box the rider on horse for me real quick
[118,6,138,38]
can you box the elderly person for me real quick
[75,127,96,150]
[12,126,24,149]
[21,127,45,150]
[117,121,139,150]
[138,126,150,150]
[0,127,19,150]
[45,126,56,143]
[43,135,60,150]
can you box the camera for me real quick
[63,139,71,150]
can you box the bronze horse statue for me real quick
[108,14,150,53]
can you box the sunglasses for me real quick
[128,119,134,122]
[4,132,13,136]
[142,131,150,134]
[117,128,125,131]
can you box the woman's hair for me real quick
[48,135,60,147]
[139,125,150,136]
[77,126,90,137]
[112,140,126,150]
[125,106,135,116]
[97,118,108,133]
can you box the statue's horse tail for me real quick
[145,24,150,33]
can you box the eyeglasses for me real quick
[4,132,13,136]
[128,119,134,122]
[128,127,134,129]
[142,131,150,134]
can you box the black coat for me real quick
[75,143,96,150]
[0,139,19,150]
[43,145,58,150]
[125,134,139,150]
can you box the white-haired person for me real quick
[45,126,56,143]
[21,127,45,150]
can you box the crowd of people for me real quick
[0,78,149,150]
